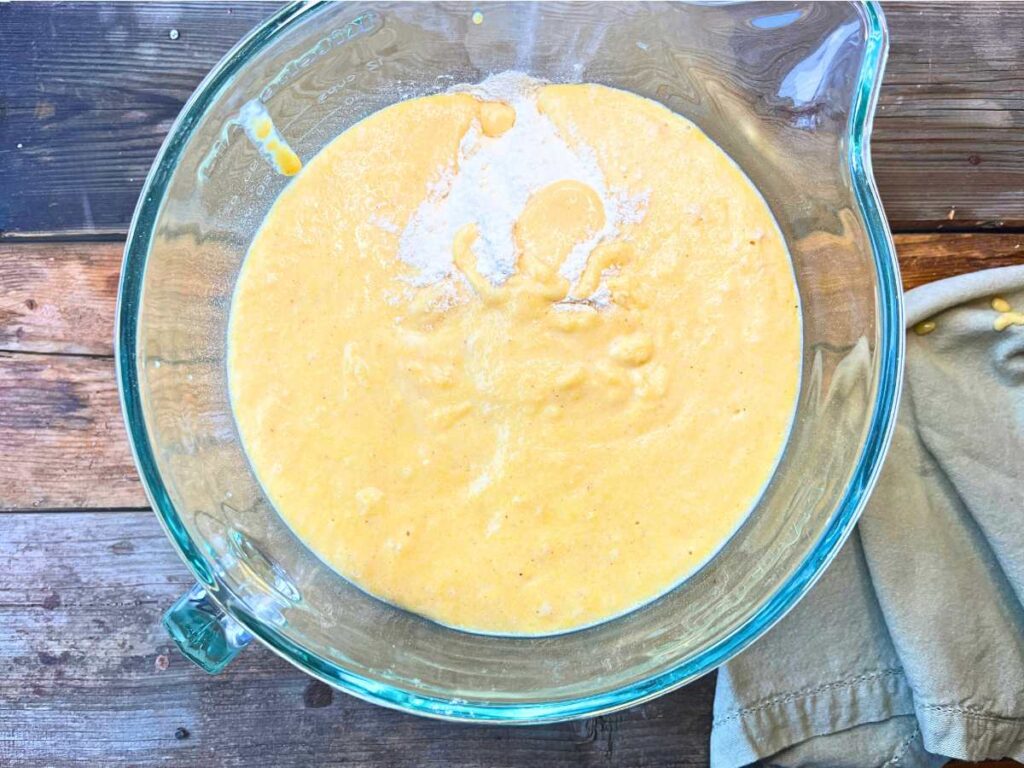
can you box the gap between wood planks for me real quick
[2,233,1024,512]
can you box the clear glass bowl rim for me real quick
[115,0,904,723]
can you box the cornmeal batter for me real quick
[229,75,801,635]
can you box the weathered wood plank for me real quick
[0,241,122,356]
[0,353,146,510]
[3,2,1024,236]
[0,513,1017,767]
[3,235,1022,357]
[898,233,1024,289]
[2,234,1022,511]
[0,1,282,238]
[877,2,1024,230]
[0,509,714,768]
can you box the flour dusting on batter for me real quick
[397,73,648,303]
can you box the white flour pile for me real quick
[395,72,648,300]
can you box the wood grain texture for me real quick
[0,510,714,768]
[1,235,1022,512]
[898,233,1024,288]
[877,2,1024,230]
[3,2,1024,236]
[0,1,282,238]
[0,353,146,511]
[2,235,1022,358]
[0,242,122,356]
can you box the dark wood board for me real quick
[4,1,1024,237]
[875,1,1024,230]
[0,510,714,768]
[0,1,283,239]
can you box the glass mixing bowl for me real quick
[116,1,902,722]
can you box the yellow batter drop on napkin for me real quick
[228,76,801,634]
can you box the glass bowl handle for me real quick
[163,584,252,673]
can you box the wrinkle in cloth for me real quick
[711,266,1024,767]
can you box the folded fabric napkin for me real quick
[712,265,1024,767]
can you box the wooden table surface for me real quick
[2,2,1023,766]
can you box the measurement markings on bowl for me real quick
[197,11,384,184]
[258,12,383,104]
[238,101,302,177]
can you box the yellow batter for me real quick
[229,79,801,635]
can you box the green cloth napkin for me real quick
[712,265,1024,767]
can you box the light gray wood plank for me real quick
[0,510,714,767]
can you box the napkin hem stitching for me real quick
[920,704,1024,725]
[882,726,920,767]
[712,668,903,726]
